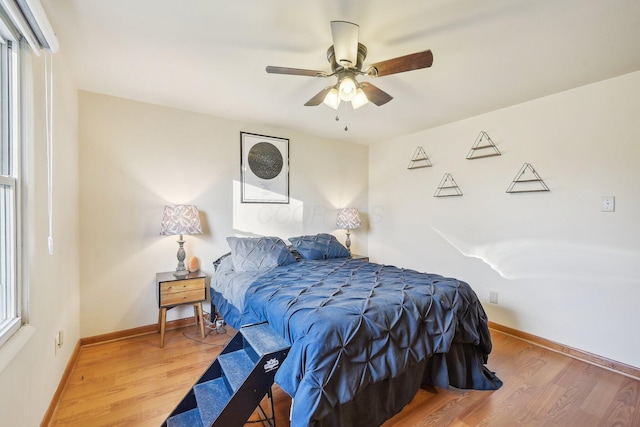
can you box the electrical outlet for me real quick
[489,291,499,304]
[601,196,615,212]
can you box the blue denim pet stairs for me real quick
[162,322,290,427]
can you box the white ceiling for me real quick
[41,0,640,145]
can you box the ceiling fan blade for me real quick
[304,86,334,106]
[368,50,433,77]
[330,21,359,68]
[360,82,393,106]
[266,66,327,77]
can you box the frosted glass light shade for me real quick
[351,88,368,109]
[323,87,341,109]
[338,77,357,101]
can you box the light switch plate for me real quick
[489,291,498,304]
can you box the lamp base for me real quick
[344,229,352,254]
[173,269,189,278]
[174,235,187,276]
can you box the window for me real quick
[0,1,57,353]
[0,36,21,348]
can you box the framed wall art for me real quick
[240,132,289,203]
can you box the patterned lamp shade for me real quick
[160,205,203,236]
[336,208,361,230]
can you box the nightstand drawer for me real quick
[161,289,205,306]
[160,278,204,294]
[159,278,205,306]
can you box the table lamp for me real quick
[336,207,361,254]
[160,204,202,277]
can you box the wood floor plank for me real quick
[600,378,640,427]
[580,371,625,417]
[47,328,640,427]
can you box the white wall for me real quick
[0,53,80,425]
[369,71,640,368]
[78,92,368,337]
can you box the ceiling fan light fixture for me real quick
[323,87,341,109]
[351,87,368,109]
[338,76,357,101]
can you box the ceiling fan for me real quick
[266,21,433,110]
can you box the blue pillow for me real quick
[288,233,350,260]
[226,236,296,272]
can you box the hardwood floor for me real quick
[48,325,640,426]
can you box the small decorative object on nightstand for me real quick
[160,204,203,277]
[188,255,200,272]
[336,207,361,254]
[156,270,208,348]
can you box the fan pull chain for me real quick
[332,104,349,131]
[343,102,349,131]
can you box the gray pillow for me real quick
[226,236,296,272]
[288,233,350,260]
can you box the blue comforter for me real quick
[212,257,501,426]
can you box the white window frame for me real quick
[0,29,23,349]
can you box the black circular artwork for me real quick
[248,142,283,180]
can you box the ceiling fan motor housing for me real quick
[327,43,368,72]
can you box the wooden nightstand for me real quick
[351,254,369,261]
[156,270,208,348]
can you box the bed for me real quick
[210,234,502,427]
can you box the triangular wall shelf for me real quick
[407,146,432,169]
[506,163,550,193]
[434,173,463,197]
[466,131,501,160]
